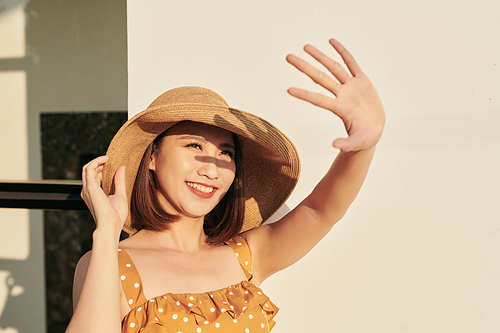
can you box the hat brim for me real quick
[103,96,300,235]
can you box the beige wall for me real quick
[0,1,42,331]
[0,0,127,331]
[127,0,500,332]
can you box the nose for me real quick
[198,157,218,179]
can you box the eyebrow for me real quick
[178,135,235,151]
[219,142,236,151]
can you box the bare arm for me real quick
[244,39,385,284]
[66,157,128,333]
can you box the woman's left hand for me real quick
[286,38,385,152]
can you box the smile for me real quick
[186,182,215,194]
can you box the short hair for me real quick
[130,125,245,245]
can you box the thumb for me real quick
[113,166,127,196]
[332,138,354,152]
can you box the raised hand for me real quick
[81,156,128,234]
[286,38,385,152]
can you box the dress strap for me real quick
[225,235,253,281]
[118,247,147,309]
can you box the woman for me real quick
[66,39,385,332]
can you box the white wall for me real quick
[127,1,500,331]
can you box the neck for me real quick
[138,216,209,254]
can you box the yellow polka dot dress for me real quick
[118,235,279,332]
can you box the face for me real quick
[149,121,237,219]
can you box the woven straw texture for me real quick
[102,86,300,234]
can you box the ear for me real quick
[149,154,156,171]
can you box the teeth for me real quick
[187,182,214,194]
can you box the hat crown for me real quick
[148,86,229,109]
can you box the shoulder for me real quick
[72,250,92,311]
[75,250,92,272]
[72,249,129,315]
[74,250,92,283]
[117,230,144,250]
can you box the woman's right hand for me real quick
[68,156,127,333]
[81,155,128,234]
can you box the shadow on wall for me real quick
[0,266,27,333]
[0,0,127,331]
[0,0,35,331]
[0,210,43,333]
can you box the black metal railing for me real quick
[0,180,86,210]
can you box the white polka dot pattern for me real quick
[118,236,278,332]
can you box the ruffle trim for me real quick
[122,280,278,332]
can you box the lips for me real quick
[186,182,215,194]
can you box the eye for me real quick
[220,150,235,160]
[185,142,202,150]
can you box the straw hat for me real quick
[102,86,300,235]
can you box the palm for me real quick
[287,39,385,152]
[81,156,128,232]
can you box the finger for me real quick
[95,165,105,183]
[329,39,362,77]
[303,44,350,84]
[332,132,366,152]
[113,166,127,196]
[286,53,341,96]
[332,137,352,152]
[83,155,108,169]
[82,155,108,188]
[288,87,344,118]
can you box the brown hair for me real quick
[129,125,245,245]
